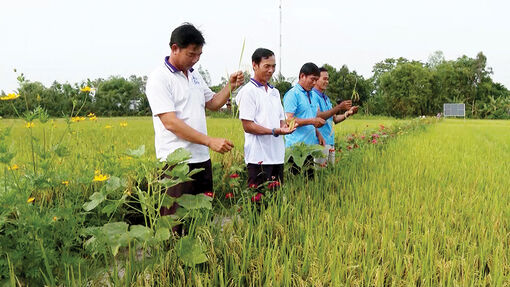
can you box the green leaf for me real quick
[187,167,205,178]
[170,164,189,179]
[158,177,181,188]
[176,194,212,210]
[161,194,176,209]
[83,192,106,211]
[165,148,192,166]
[126,145,145,158]
[155,227,170,241]
[156,215,181,229]
[101,203,118,216]
[129,225,152,242]
[176,236,208,266]
[105,176,121,192]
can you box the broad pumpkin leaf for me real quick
[126,145,145,158]
[176,194,212,210]
[176,236,208,266]
[83,192,106,211]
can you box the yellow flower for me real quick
[93,170,109,182]
[0,93,20,101]
[62,180,69,186]
[89,115,97,121]
[27,197,35,203]
[87,112,95,117]
[104,125,112,129]
[52,216,58,221]
[93,174,109,182]
[25,122,35,128]
[119,122,128,127]
[71,116,86,123]
[8,164,19,171]
[80,86,91,92]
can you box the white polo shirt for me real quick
[146,57,215,163]
[238,78,285,165]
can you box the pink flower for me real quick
[379,124,385,130]
[347,145,352,150]
[372,133,380,139]
[229,173,239,179]
[204,192,214,198]
[372,139,377,144]
[251,193,263,202]
[225,192,234,199]
[361,135,365,140]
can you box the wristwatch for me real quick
[272,128,279,137]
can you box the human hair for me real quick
[252,48,275,65]
[319,67,328,73]
[169,23,205,48]
[299,62,320,77]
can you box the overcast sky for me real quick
[1,0,509,94]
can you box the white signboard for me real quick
[443,103,465,117]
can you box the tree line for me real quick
[1,51,509,119]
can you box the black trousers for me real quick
[247,163,284,188]
[160,159,213,216]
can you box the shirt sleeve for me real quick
[283,90,298,114]
[238,87,256,121]
[145,72,176,115]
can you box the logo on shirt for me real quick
[191,75,201,85]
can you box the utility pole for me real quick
[279,0,282,80]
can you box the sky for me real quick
[1,0,509,94]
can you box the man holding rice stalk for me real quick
[145,23,244,216]
[283,62,326,177]
[312,67,358,166]
[236,48,297,189]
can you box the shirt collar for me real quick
[250,78,274,89]
[312,87,327,100]
[164,56,194,73]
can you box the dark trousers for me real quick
[247,163,284,188]
[160,159,213,216]
[288,155,315,179]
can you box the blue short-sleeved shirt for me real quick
[283,84,319,147]
[311,88,335,145]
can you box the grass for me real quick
[1,116,510,285]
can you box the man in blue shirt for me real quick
[311,67,358,166]
[283,62,326,176]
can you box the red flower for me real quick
[372,139,377,144]
[379,124,385,130]
[204,192,214,198]
[251,192,263,202]
[361,135,365,140]
[371,133,380,139]
[268,181,281,189]
[225,192,234,199]
[347,136,354,142]
[229,173,239,179]
[249,183,258,189]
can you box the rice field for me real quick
[1,116,509,286]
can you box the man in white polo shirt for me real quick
[146,23,244,216]
[237,48,296,189]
